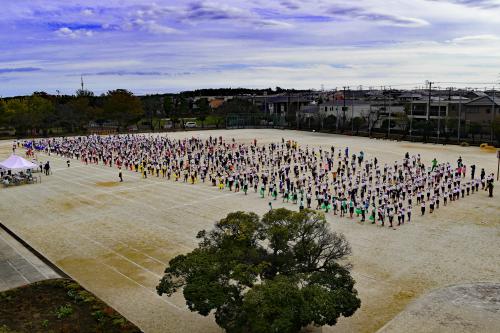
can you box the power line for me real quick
[321,81,498,90]
[434,81,498,85]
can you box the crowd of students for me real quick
[24,134,495,229]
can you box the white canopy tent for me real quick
[0,154,38,171]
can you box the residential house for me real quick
[463,95,499,130]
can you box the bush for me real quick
[460,142,469,147]
[55,304,73,319]
[91,310,105,322]
[0,325,18,333]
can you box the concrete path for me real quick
[0,227,60,291]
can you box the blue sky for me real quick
[1,0,500,96]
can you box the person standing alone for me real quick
[486,179,494,198]
[44,161,50,175]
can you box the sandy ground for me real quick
[379,283,500,333]
[0,129,499,333]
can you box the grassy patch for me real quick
[0,279,141,333]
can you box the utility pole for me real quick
[425,81,433,142]
[437,87,441,144]
[351,88,354,134]
[382,86,387,136]
[335,87,339,132]
[446,86,452,138]
[410,99,413,141]
[458,88,462,143]
[388,86,392,137]
[369,103,373,137]
[343,86,347,110]
[343,86,348,131]
[295,94,300,127]
[288,92,290,125]
[336,106,339,132]
[491,86,496,144]
[426,80,433,121]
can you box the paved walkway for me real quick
[0,227,60,291]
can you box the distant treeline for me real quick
[178,87,311,97]
[0,87,278,137]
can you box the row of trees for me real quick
[0,90,144,135]
[178,86,309,98]
[0,89,246,136]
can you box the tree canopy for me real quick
[103,89,143,128]
[178,87,310,98]
[217,98,259,115]
[157,208,360,333]
[195,98,210,128]
[0,94,55,135]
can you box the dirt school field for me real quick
[0,129,499,333]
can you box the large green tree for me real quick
[4,99,29,134]
[63,95,101,132]
[157,209,360,333]
[351,116,364,135]
[324,115,337,131]
[28,94,56,135]
[163,96,178,128]
[196,98,210,128]
[0,99,8,127]
[218,98,258,114]
[1,95,55,135]
[103,89,143,129]
[140,95,163,130]
[176,96,190,129]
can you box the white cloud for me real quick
[450,34,500,43]
[381,16,429,28]
[82,9,94,16]
[254,19,294,29]
[2,0,500,95]
[55,27,73,36]
[55,27,93,39]
[124,18,178,34]
[146,22,178,34]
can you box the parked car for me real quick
[185,122,197,128]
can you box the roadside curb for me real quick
[0,222,70,279]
